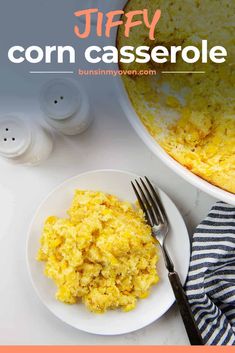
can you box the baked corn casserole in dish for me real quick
[37,190,159,313]
[118,0,235,194]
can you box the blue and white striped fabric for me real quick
[186,202,235,345]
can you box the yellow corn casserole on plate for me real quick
[27,170,190,335]
[37,189,159,314]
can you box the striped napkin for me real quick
[186,202,235,345]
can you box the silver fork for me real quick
[131,177,204,346]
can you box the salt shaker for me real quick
[40,78,92,136]
[0,115,53,165]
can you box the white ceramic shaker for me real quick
[40,78,92,136]
[0,115,53,165]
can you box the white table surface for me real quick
[0,0,217,345]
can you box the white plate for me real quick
[27,169,190,335]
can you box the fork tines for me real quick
[131,177,167,227]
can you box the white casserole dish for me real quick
[107,0,235,205]
[114,74,235,205]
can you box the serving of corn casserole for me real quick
[37,190,159,313]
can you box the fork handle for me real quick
[168,270,204,345]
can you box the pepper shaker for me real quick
[40,78,92,136]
